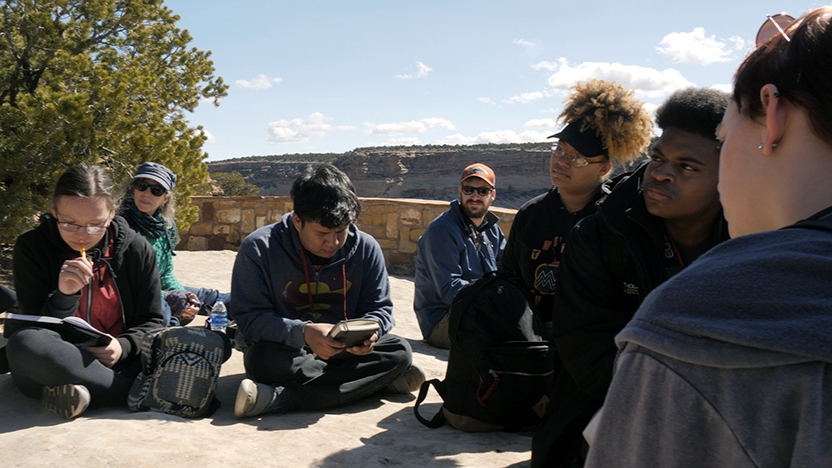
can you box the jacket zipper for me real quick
[86,280,93,324]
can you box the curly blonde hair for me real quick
[558,79,654,163]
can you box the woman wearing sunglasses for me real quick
[120,162,229,326]
[500,79,653,324]
[585,7,832,466]
[8,164,164,419]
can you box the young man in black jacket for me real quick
[532,87,731,467]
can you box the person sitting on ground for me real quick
[8,164,164,419]
[230,163,424,418]
[0,284,15,314]
[532,87,731,467]
[585,8,832,466]
[500,79,653,325]
[0,284,18,374]
[413,163,506,349]
[120,162,229,326]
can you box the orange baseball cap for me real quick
[460,163,496,187]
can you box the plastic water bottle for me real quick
[209,299,228,333]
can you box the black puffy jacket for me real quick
[13,214,164,362]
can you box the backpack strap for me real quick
[414,379,446,429]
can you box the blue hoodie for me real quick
[230,212,394,350]
[413,200,506,338]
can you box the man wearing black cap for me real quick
[413,163,506,349]
[532,87,731,467]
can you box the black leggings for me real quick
[6,328,140,404]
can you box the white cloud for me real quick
[373,137,422,146]
[479,97,496,105]
[642,102,660,121]
[657,28,748,65]
[545,58,695,99]
[656,28,746,65]
[513,38,537,48]
[236,74,283,90]
[503,91,545,104]
[420,118,455,130]
[531,61,559,71]
[202,130,217,144]
[266,112,334,144]
[367,121,427,135]
[364,118,454,136]
[438,130,550,145]
[395,61,433,79]
[709,83,733,94]
[513,38,543,57]
[524,118,559,128]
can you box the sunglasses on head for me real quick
[756,13,796,48]
[133,179,167,197]
[460,185,494,196]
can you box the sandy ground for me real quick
[0,250,532,467]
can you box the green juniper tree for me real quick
[0,0,227,242]
[207,172,260,196]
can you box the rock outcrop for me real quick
[209,146,553,209]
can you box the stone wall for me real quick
[178,196,517,275]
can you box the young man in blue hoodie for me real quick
[230,164,424,418]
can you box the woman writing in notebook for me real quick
[8,164,164,419]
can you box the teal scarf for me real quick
[119,194,179,254]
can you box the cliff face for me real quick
[208,148,553,209]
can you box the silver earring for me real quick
[758,142,779,150]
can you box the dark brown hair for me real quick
[291,164,360,229]
[733,7,832,146]
[52,164,122,210]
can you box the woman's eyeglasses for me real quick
[756,13,795,48]
[56,221,109,234]
[460,185,494,196]
[133,179,167,197]
[551,143,605,168]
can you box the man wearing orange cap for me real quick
[413,163,506,349]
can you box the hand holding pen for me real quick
[58,241,93,295]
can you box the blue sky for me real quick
[165,0,819,162]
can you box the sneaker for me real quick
[234,378,287,418]
[42,384,90,419]
[385,365,426,394]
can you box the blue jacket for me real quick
[230,212,394,349]
[413,200,506,338]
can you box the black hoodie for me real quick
[532,162,729,468]
[12,214,164,362]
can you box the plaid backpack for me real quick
[128,327,231,418]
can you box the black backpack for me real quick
[414,274,556,431]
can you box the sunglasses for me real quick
[460,185,494,196]
[133,179,167,197]
[756,13,795,48]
